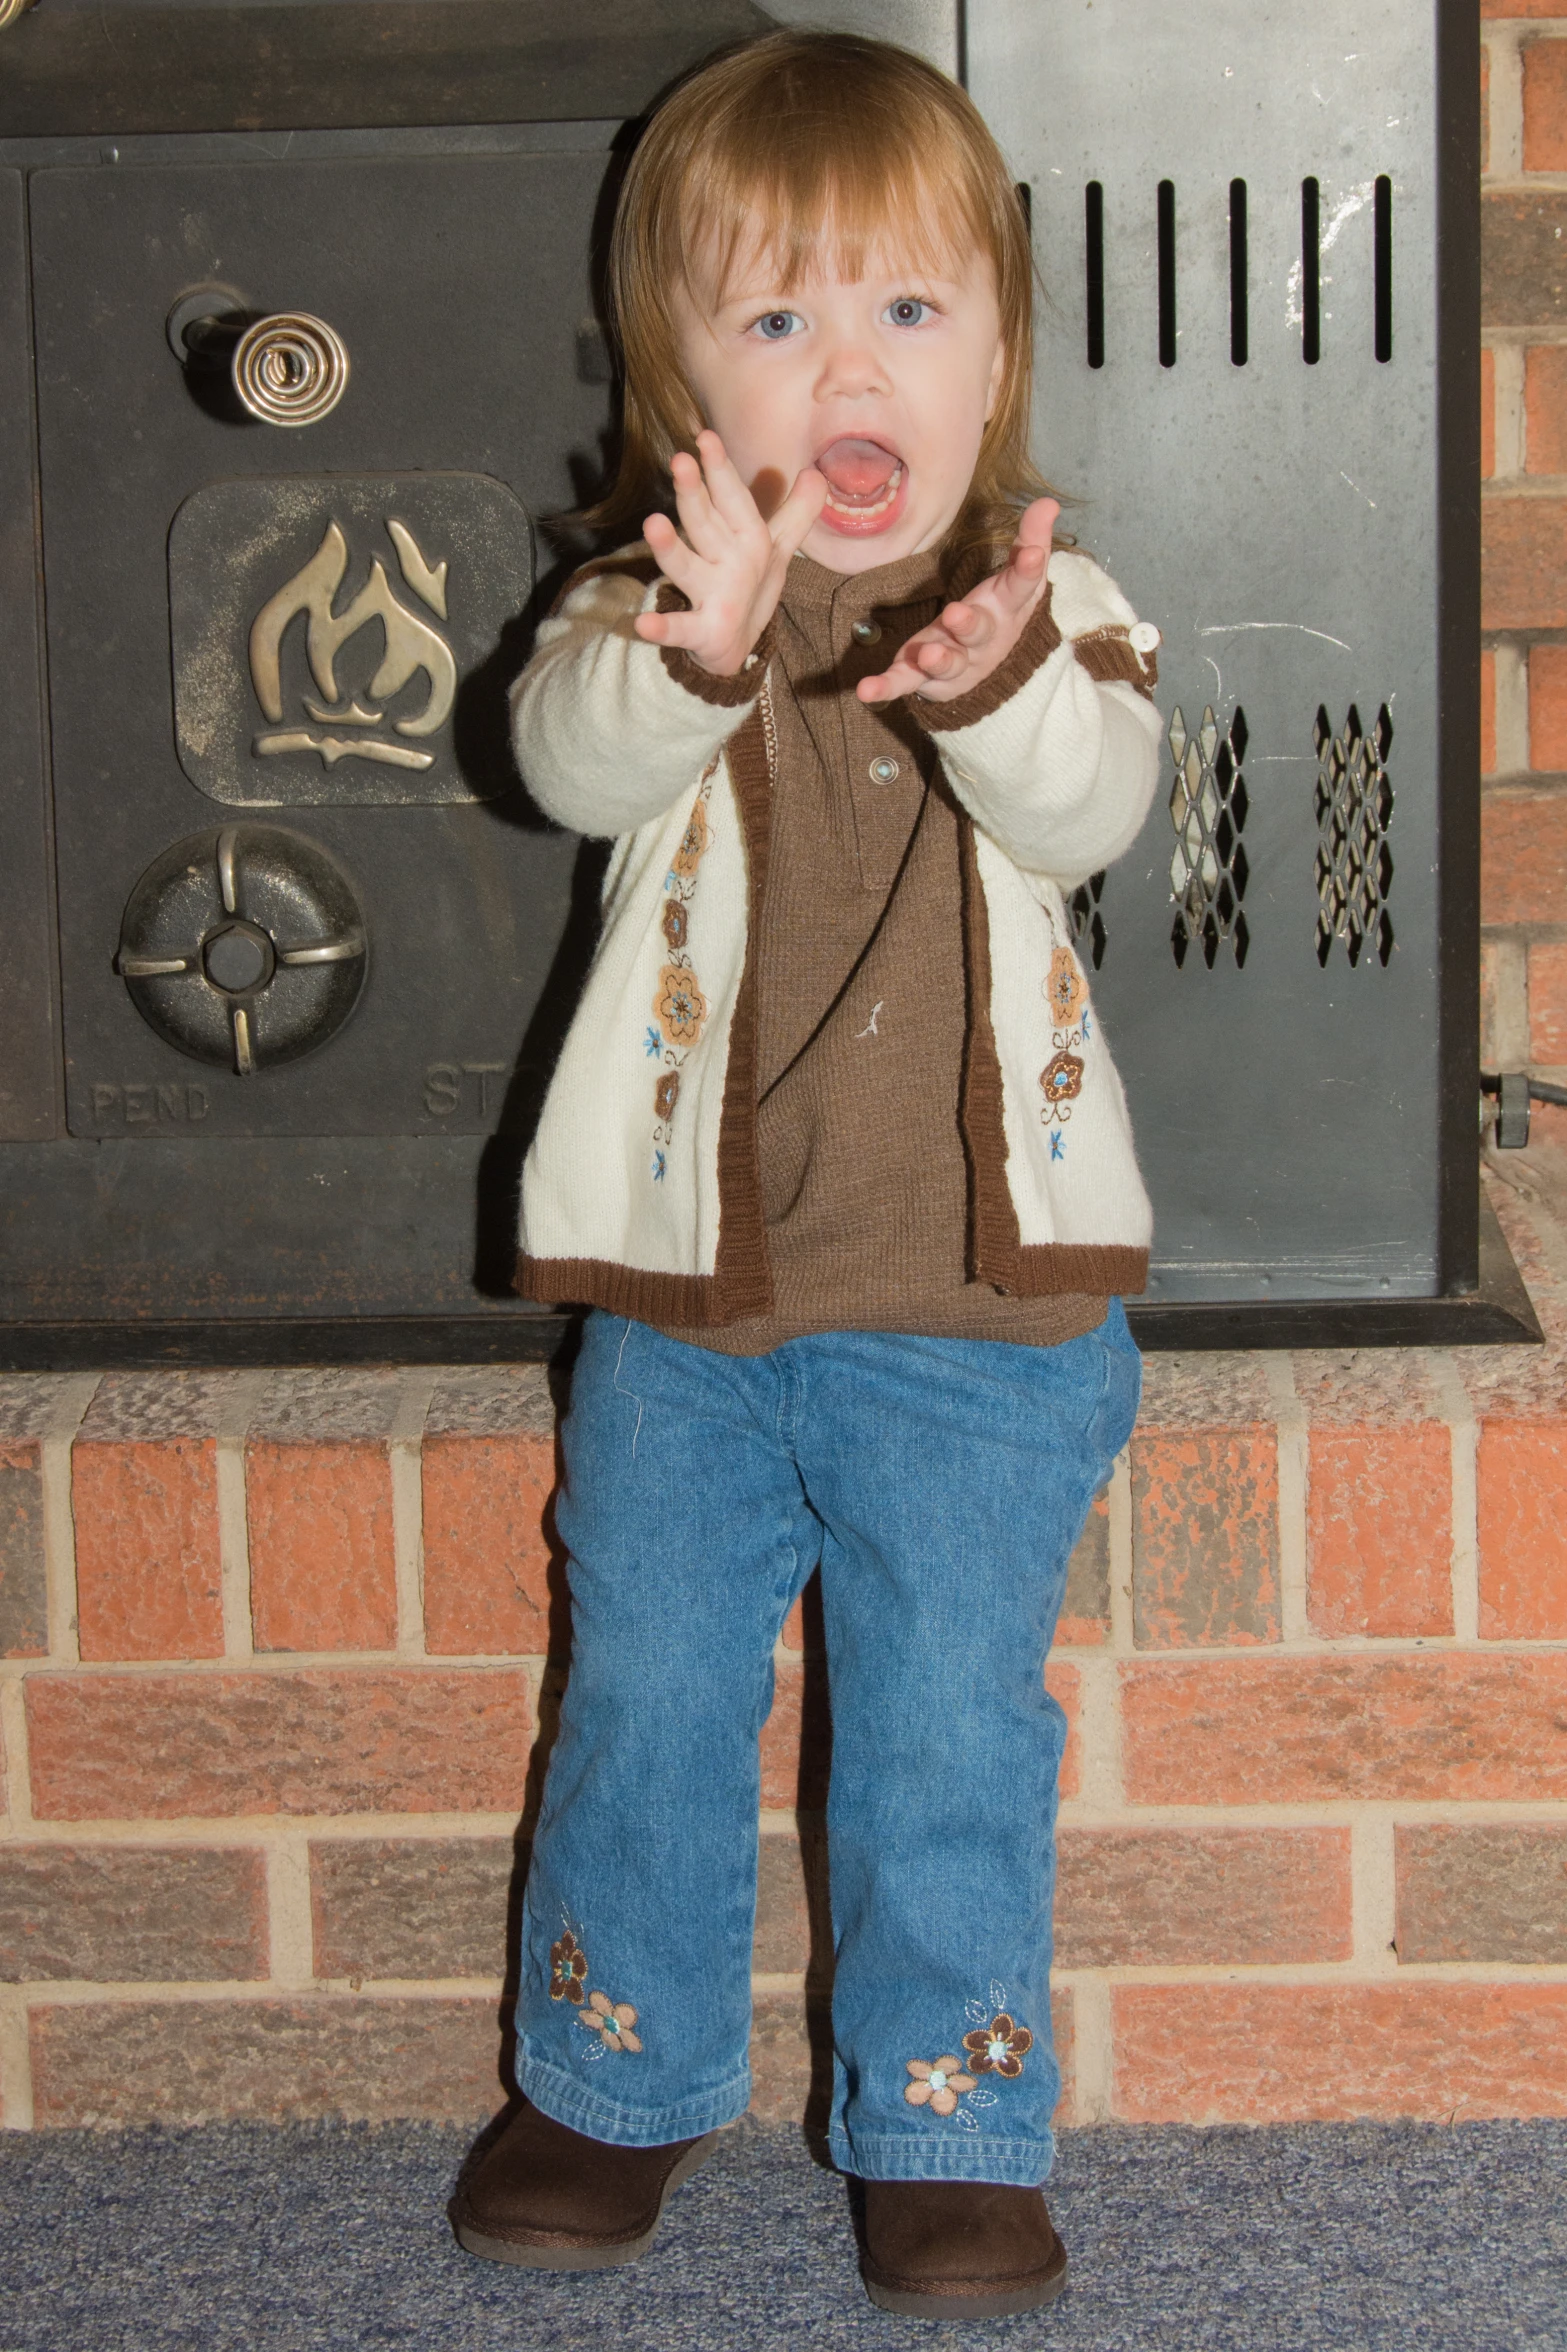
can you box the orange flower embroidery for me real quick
[1046,946,1085,1024]
[904,2056,977,2116]
[577,1990,643,2053]
[549,1931,588,2004]
[962,2013,1034,2079]
[655,964,707,1047]
[672,797,710,876]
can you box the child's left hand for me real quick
[856,498,1059,706]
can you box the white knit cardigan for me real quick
[509,545,1162,1327]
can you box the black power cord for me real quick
[1480,1070,1567,1149]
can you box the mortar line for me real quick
[13,1793,1565,1852]
[216,1370,271,1661]
[1106,1447,1133,1656]
[1349,1812,1400,1971]
[1070,1652,1121,1811]
[1487,22,1525,183]
[1068,1974,1114,2126]
[265,1836,318,1989]
[40,1375,97,1664]
[391,1371,440,1659]
[1493,339,1527,481]
[0,1676,32,1831]
[1263,1354,1309,1642]
[1428,1354,1481,1644]
[0,1989,33,2129]
[1493,641,1532,777]
[16,1960,1567,2018]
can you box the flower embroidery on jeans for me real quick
[549,1930,588,2004]
[963,2012,1034,2079]
[904,2057,977,2116]
[577,1989,643,2054]
[900,1981,1033,2130]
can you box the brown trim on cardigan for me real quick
[515,1256,726,1323]
[958,817,1150,1299]
[706,702,776,1318]
[1073,627,1158,701]
[656,585,777,708]
[958,814,1025,1289]
[912,581,1064,733]
[1017,1244,1150,1295]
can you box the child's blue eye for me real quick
[752,310,803,341]
[886,297,931,327]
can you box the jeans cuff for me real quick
[829,2124,1056,2186]
[518,2044,753,2147]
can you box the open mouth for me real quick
[814,436,907,534]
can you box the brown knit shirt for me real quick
[657,545,1107,1357]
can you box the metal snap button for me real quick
[869,756,900,785]
[851,618,883,646]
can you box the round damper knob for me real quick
[115,824,367,1075]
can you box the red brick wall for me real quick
[5,1150,1567,2132]
[3,19,1565,2139]
[1482,6,1567,1073]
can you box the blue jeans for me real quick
[515,1304,1140,2185]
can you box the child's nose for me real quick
[815,336,889,401]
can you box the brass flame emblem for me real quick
[249,518,456,773]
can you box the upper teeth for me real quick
[824,461,903,518]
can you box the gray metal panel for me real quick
[969,0,1450,1300]
[0,168,61,1140]
[29,147,613,1141]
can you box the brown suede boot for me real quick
[859,2179,1069,2318]
[450,2099,721,2270]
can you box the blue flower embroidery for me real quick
[644,1026,662,1059]
[1050,1132,1065,1162]
[652,1150,666,1182]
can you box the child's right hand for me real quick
[634,430,826,677]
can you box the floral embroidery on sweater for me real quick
[648,762,717,1171]
[1039,942,1089,1145]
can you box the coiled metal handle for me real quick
[231,313,350,428]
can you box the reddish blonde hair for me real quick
[583,29,1052,563]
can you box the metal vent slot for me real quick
[1313,703,1394,967]
[1374,173,1393,362]
[1156,179,1177,366]
[1302,176,1321,364]
[1169,705,1249,969]
[1085,180,1105,369]
[1229,178,1249,366]
[1069,870,1107,969]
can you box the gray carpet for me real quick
[2,2116,1564,2350]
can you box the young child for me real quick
[451,29,1160,2320]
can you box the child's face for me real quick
[674,234,1005,575]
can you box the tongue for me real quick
[817,437,900,503]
